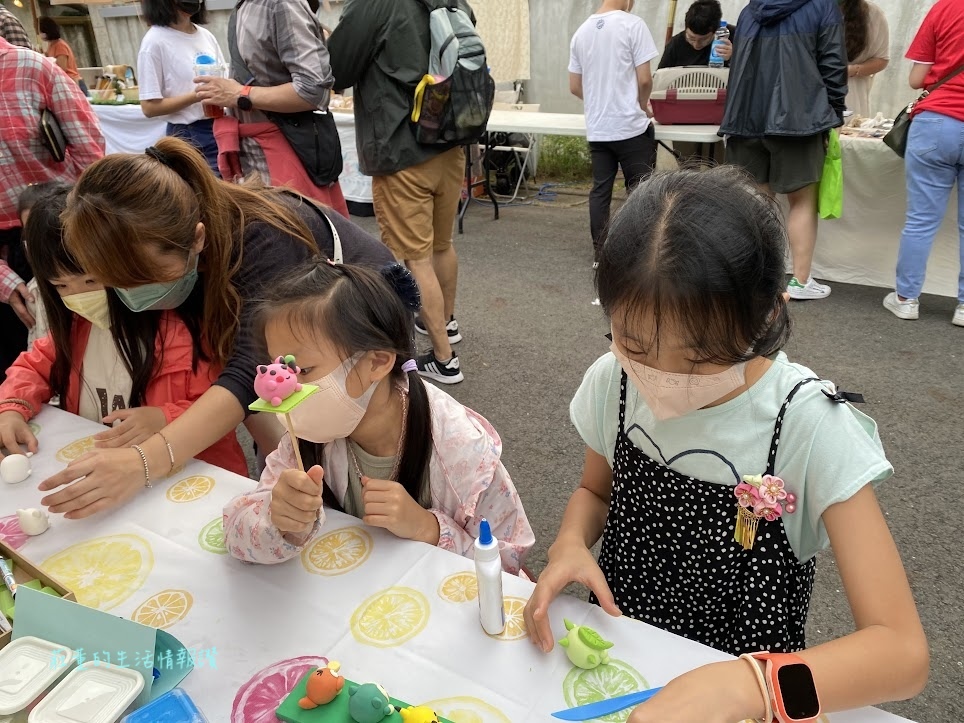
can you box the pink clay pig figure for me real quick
[254,355,303,407]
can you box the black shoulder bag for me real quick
[39,108,67,163]
[883,64,964,158]
[228,2,343,186]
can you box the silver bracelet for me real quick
[132,444,151,488]
[157,431,176,473]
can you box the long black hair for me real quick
[23,187,204,410]
[596,166,790,366]
[840,0,869,63]
[38,17,63,40]
[257,261,432,511]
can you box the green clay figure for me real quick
[558,618,614,669]
[348,683,395,723]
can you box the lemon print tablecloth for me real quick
[2,406,916,723]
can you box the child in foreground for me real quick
[0,186,246,489]
[524,168,928,721]
[224,262,533,574]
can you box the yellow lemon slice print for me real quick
[350,586,429,647]
[438,572,478,603]
[199,516,227,554]
[166,475,215,503]
[301,526,372,576]
[42,534,153,610]
[56,434,96,463]
[131,589,193,629]
[489,596,528,641]
[423,696,511,723]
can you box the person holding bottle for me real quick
[137,0,224,175]
[658,1,734,69]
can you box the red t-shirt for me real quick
[906,0,964,122]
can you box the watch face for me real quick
[777,663,820,720]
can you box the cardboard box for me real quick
[0,540,75,650]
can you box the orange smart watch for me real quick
[750,652,821,723]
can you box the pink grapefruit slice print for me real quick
[231,655,328,723]
[0,515,28,550]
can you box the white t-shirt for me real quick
[137,25,225,125]
[569,11,658,142]
[77,325,133,423]
[570,352,893,563]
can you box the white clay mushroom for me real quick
[16,508,49,536]
[0,454,31,484]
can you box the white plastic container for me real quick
[28,662,144,723]
[474,518,506,635]
[0,636,75,715]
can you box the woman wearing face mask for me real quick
[37,137,392,519]
[137,0,225,175]
[0,186,246,477]
[223,262,534,575]
[523,168,927,722]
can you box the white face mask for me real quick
[288,355,378,443]
[610,341,746,420]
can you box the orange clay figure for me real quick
[298,661,345,709]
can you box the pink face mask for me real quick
[288,355,377,443]
[610,342,746,420]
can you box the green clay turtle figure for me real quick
[558,618,614,669]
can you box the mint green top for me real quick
[570,352,893,562]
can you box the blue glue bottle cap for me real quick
[195,54,216,65]
[478,518,493,546]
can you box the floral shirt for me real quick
[224,382,534,575]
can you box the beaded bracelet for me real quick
[739,654,773,723]
[132,444,151,488]
[157,431,176,473]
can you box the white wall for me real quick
[87,0,932,121]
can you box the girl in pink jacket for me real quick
[0,185,246,479]
[223,262,534,574]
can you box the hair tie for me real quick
[380,262,421,312]
[401,359,418,373]
[145,146,172,167]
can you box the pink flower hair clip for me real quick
[733,474,798,550]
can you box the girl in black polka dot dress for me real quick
[524,168,928,722]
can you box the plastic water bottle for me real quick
[709,21,729,68]
[193,53,225,119]
[474,519,506,635]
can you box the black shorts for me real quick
[726,134,826,194]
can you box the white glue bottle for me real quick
[474,518,506,635]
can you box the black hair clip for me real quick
[823,388,865,404]
[380,262,421,312]
[145,146,172,167]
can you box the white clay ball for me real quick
[16,508,49,536]
[0,454,31,484]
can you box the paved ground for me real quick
[341,196,960,722]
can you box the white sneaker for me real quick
[883,292,919,320]
[787,276,831,300]
[953,304,964,327]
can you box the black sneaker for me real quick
[416,351,464,384]
[413,315,462,344]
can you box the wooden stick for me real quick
[665,0,679,45]
[283,412,305,473]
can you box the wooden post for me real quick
[665,0,678,45]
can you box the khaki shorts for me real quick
[371,147,465,261]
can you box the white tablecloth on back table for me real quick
[812,136,959,299]
[1,406,914,722]
[89,103,166,155]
